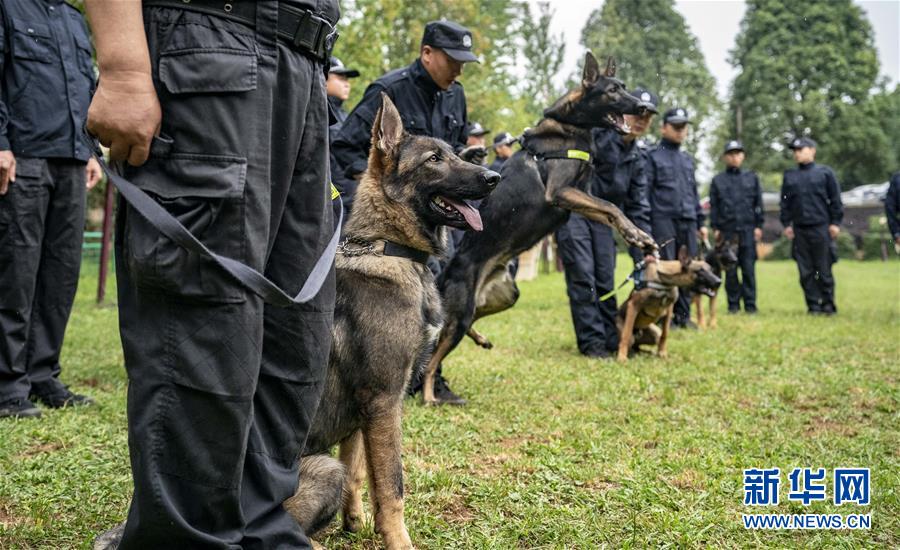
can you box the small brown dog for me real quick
[617,246,721,361]
[692,235,738,329]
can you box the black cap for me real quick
[329,57,359,78]
[631,87,659,114]
[663,107,690,125]
[422,20,478,63]
[493,132,516,147]
[468,122,489,137]
[723,140,744,154]
[788,136,817,150]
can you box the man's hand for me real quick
[828,224,840,240]
[698,226,709,241]
[0,150,15,195]
[87,71,161,166]
[713,229,721,241]
[459,145,487,166]
[783,226,794,240]
[86,157,103,190]
[754,227,763,242]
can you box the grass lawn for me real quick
[1,257,898,548]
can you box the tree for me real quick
[519,2,566,117]
[579,0,719,153]
[727,0,886,188]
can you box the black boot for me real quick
[30,380,94,409]
[433,375,467,406]
[0,397,41,419]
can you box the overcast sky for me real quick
[532,0,900,99]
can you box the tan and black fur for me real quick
[617,246,721,362]
[692,235,738,329]
[284,95,499,549]
[422,52,659,404]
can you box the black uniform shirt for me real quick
[0,0,96,160]
[590,127,651,234]
[489,156,507,173]
[331,58,468,211]
[327,95,348,144]
[647,138,704,226]
[779,162,843,228]
[709,166,764,231]
[885,172,900,238]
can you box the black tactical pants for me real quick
[652,215,698,324]
[557,214,618,355]
[115,7,334,548]
[792,224,836,313]
[0,158,85,402]
[724,227,758,311]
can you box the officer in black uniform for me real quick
[886,172,900,252]
[326,56,360,141]
[490,131,517,173]
[709,140,763,313]
[332,20,481,218]
[333,20,480,405]
[0,0,103,419]
[556,87,656,357]
[466,121,489,150]
[647,107,707,328]
[780,137,843,315]
[86,0,340,547]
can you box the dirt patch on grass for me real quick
[0,501,27,528]
[584,478,621,492]
[803,418,858,437]
[669,469,705,491]
[18,441,64,458]
[441,496,475,524]
[469,452,521,477]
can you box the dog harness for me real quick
[337,236,431,265]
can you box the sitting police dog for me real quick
[617,246,721,362]
[283,94,499,549]
[692,235,739,329]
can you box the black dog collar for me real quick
[339,237,430,265]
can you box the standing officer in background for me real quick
[333,20,482,404]
[466,121,490,150]
[0,0,102,419]
[780,137,843,315]
[332,20,483,219]
[326,56,360,141]
[557,87,656,358]
[886,171,900,253]
[85,0,339,547]
[490,131,517,172]
[709,140,763,314]
[647,107,707,329]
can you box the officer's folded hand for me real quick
[828,224,840,240]
[0,150,16,196]
[459,145,487,166]
[87,71,161,167]
[783,226,794,240]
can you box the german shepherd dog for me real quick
[617,246,721,362]
[692,235,738,329]
[283,95,499,549]
[421,52,658,404]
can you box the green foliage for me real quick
[519,2,566,117]
[726,0,889,189]
[2,260,898,547]
[579,0,720,153]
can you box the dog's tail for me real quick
[284,455,347,536]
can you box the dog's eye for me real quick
[428,153,441,163]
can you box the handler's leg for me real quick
[557,214,607,356]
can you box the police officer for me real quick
[332,20,482,217]
[467,121,490,149]
[647,107,707,328]
[0,0,103,419]
[709,140,763,314]
[326,56,360,140]
[886,172,900,252]
[780,137,843,315]
[490,131,517,172]
[85,0,339,547]
[556,87,657,358]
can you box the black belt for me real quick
[143,0,338,62]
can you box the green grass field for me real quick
[1,257,898,548]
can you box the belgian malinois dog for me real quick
[692,235,738,329]
[421,52,658,404]
[283,95,499,549]
[617,246,721,362]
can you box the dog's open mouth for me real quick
[431,196,483,231]
[605,112,630,134]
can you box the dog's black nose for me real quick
[482,170,501,188]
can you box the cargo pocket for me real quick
[122,154,248,303]
[0,159,47,247]
[71,20,96,79]
[159,48,257,94]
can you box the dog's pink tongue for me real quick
[443,197,483,231]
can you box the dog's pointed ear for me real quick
[678,245,691,268]
[582,51,601,88]
[373,93,403,155]
[604,56,616,78]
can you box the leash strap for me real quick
[99,157,342,307]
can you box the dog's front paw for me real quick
[658,349,668,359]
[623,225,657,252]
